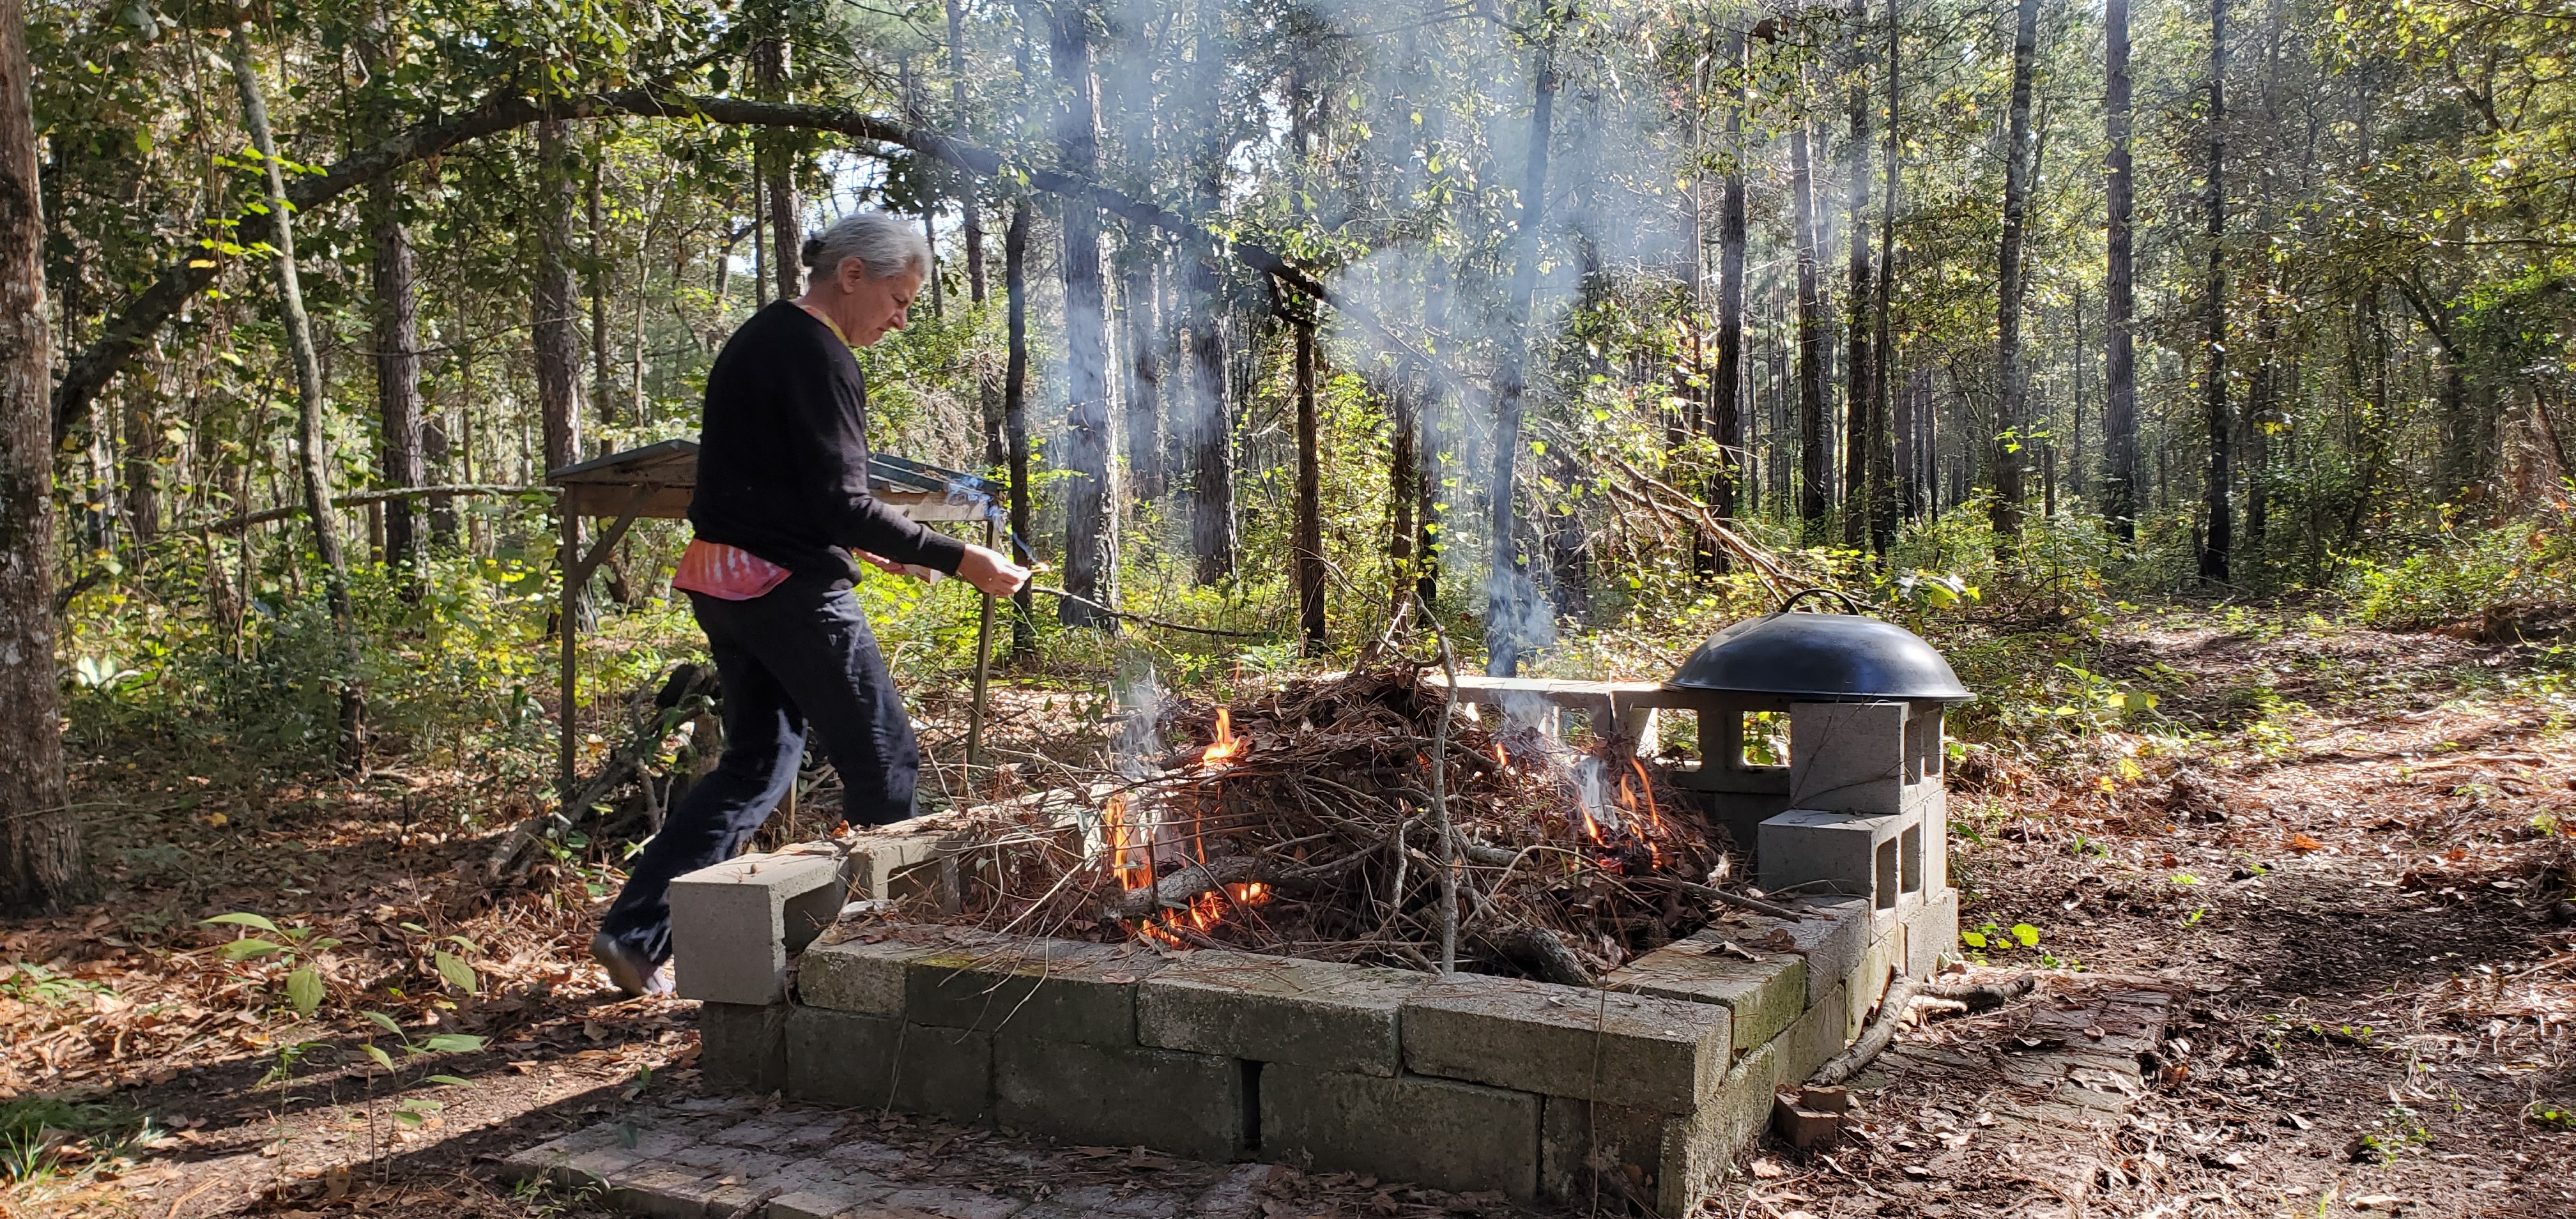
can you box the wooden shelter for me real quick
[545,440,1000,810]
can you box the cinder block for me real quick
[1905,887,1959,979]
[841,820,968,898]
[783,1003,993,1123]
[1694,1038,1786,1188]
[1139,950,1428,1076]
[796,931,981,1015]
[907,939,1162,1045]
[1605,941,1807,1055]
[1758,809,1907,907]
[1788,702,1908,815]
[1401,973,1728,1112]
[1537,1097,1672,1206]
[992,1033,1243,1162]
[1263,1064,1540,1199]
[670,850,845,1005]
[699,1000,789,1094]
[1694,896,1869,1008]
[1780,982,1851,1084]
[1844,919,1908,1041]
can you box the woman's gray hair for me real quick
[800,210,932,280]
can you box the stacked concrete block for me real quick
[1266,1065,1539,1197]
[669,849,844,1005]
[1604,937,1808,1054]
[1139,951,1425,1073]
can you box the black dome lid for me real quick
[1667,602,1971,702]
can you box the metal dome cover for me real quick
[1667,608,1972,702]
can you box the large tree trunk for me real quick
[1709,29,1747,544]
[1004,200,1036,659]
[754,32,801,300]
[588,155,616,422]
[1840,0,1876,549]
[1869,0,1902,549]
[1123,256,1163,498]
[1185,0,1235,583]
[1487,38,1558,677]
[1991,0,2041,543]
[1052,1,1114,628]
[372,176,425,590]
[1294,318,1324,652]
[948,0,986,307]
[2103,0,2139,539]
[2198,0,2231,585]
[0,0,84,913]
[233,26,363,764]
[1790,117,1828,544]
[533,116,591,653]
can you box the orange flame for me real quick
[1133,880,1271,947]
[1102,793,1153,892]
[1202,707,1244,768]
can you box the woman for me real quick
[592,211,1028,995]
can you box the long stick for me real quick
[1027,585,1263,638]
[967,520,998,776]
[1430,634,1461,974]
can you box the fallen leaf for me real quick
[2287,833,2324,852]
[1749,1157,1786,1179]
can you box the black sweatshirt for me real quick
[688,302,968,588]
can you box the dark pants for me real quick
[599,576,920,965]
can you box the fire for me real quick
[1201,707,1244,768]
[1101,793,1153,892]
[1134,880,1270,948]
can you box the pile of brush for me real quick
[903,664,1752,984]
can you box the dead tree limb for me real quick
[1809,973,2039,1087]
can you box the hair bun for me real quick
[799,233,826,269]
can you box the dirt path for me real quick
[5,620,2570,1219]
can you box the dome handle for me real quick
[1779,586,1862,616]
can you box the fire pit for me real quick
[620,607,1964,1213]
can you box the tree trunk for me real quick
[534,116,590,647]
[1186,0,1235,583]
[232,26,362,764]
[1487,36,1558,677]
[1991,0,2041,544]
[0,0,83,913]
[949,0,986,307]
[1389,376,1419,623]
[1841,0,1876,549]
[372,176,425,591]
[2198,0,2230,586]
[588,154,615,423]
[1709,29,1747,542]
[754,32,801,300]
[1005,199,1036,659]
[2104,0,2139,539]
[1293,318,1324,652]
[1870,0,1902,549]
[1052,0,1114,629]
[1123,256,1163,498]
[1790,117,1828,543]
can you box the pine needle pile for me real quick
[887,665,1747,983]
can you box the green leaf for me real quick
[363,1010,404,1036]
[433,950,479,995]
[1959,931,1988,948]
[284,966,325,1016]
[390,1109,425,1127]
[2010,923,2041,947]
[203,912,280,933]
[425,1075,473,1087]
[419,1034,487,1054]
[363,1044,395,1070]
[219,938,287,960]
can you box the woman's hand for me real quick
[953,544,1031,597]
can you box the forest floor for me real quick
[3,609,2572,1219]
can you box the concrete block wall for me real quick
[685,890,1955,1215]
